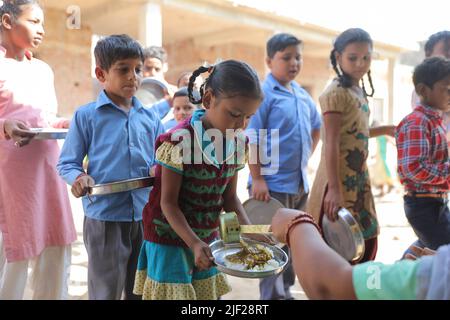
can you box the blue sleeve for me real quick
[307,96,322,130]
[57,109,89,185]
[245,98,270,145]
[152,100,171,120]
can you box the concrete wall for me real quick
[36,8,93,118]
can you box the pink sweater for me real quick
[0,46,76,262]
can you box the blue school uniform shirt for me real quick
[163,118,178,132]
[246,73,321,194]
[57,90,164,222]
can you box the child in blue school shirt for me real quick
[57,35,164,300]
[246,33,321,300]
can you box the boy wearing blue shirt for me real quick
[57,34,164,300]
[247,33,321,300]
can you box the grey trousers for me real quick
[83,217,143,300]
[249,187,308,300]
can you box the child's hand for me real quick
[404,245,436,260]
[71,174,95,198]
[192,240,214,271]
[323,187,344,222]
[251,177,271,202]
[3,119,36,147]
[149,165,156,177]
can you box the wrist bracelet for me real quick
[286,213,322,248]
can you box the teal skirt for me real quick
[133,240,231,300]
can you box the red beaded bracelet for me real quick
[286,213,322,248]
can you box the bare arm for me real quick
[369,125,396,138]
[160,167,200,248]
[248,143,270,202]
[160,166,213,270]
[272,208,356,300]
[290,222,356,299]
[311,128,321,156]
[323,113,344,220]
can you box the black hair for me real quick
[143,46,167,63]
[330,28,375,97]
[0,0,41,25]
[187,60,263,105]
[174,86,201,106]
[424,30,450,57]
[413,56,450,89]
[94,34,144,71]
[266,33,302,58]
[176,71,191,87]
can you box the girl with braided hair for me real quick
[307,28,395,263]
[134,60,263,299]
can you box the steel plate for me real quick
[243,197,285,225]
[88,177,154,196]
[322,208,365,262]
[210,238,288,278]
[29,128,68,140]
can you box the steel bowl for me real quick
[88,177,154,196]
[29,128,68,140]
[210,238,288,278]
[135,77,167,106]
[322,208,365,262]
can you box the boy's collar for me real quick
[95,90,143,110]
[267,73,297,93]
[415,104,443,119]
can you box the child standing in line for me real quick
[133,60,263,300]
[411,31,449,109]
[142,46,177,120]
[0,0,76,300]
[397,57,450,255]
[57,34,164,300]
[246,33,322,300]
[163,86,201,132]
[307,28,395,263]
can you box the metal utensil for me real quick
[243,197,284,225]
[210,238,288,279]
[322,208,365,262]
[29,128,68,140]
[135,77,167,106]
[219,212,272,244]
[88,177,154,196]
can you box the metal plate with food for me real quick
[29,128,68,140]
[322,208,365,262]
[135,77,167,106]
[242,197,285,225]
[88,177,155,196]
[210,238,288,278]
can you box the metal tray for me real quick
[243,197,285,225]
[210,238,288,278]
[322,208,365,262]
[88,177,154,196]
[30,128,68,140]
[135,77,167,106]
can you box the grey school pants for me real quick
[83,217,143,300]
